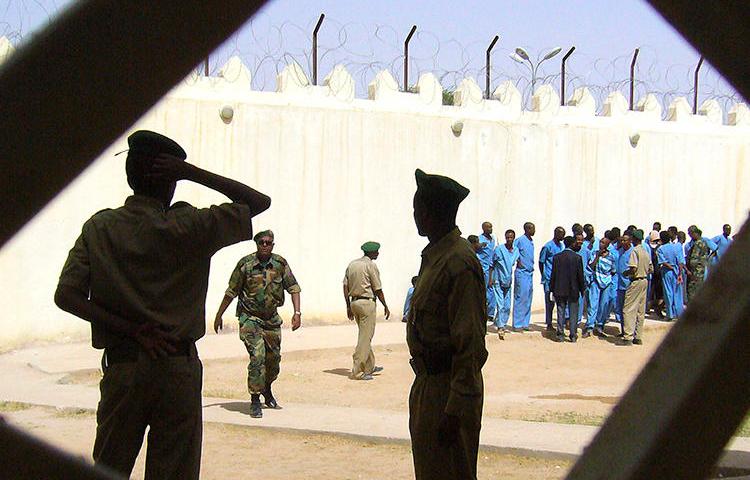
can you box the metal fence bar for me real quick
[629,48,639,110]
[693,55,704,114]
[312,13,325,85]
[485,35,499,99]
[0,0,268,250]
[403,25,417,92]
[561,46,575,106]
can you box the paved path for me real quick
[2,315,747,468]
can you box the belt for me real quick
[104,339,195,365]
[244,310,277,321]
[351,296,375,302]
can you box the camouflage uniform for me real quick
[225,252,300,394]
[686,238,710,303]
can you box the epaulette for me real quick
[92,208,112,216]
[169,201,193,210]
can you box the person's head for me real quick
[505,229,516,246]
[553,226,565,242]
[611,227,621,240]
[254,230,275,259]
[599,237,611,252]
[583,223,594,238]
[573,233,584,251]
[563,236,575,249]
[620,233,632,250]
[677,231,686,243]
[413,169,468,239]
[481,222,493,235]
[125,130,186,205]
[632,229,644,245]
[623,228,634,239]
[687,225,697,235]
[604,229,613,241]
[689,228,702,241]
[668,226,678,238]
[411,276,419,287]
[523,222,536,237]
[468,235,481,252]
[724,224,732,237]
[653,222,662,232]
[361,241,380,259]
[627,224,637,233]
[571,223,583,236]
[660,230,671,245]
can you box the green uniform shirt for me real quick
[58,195,252,348]
[225,252,301,325]
[407,228,488,417]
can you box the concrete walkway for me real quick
[2,316,747,468]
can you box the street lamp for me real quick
[511,46,562,106]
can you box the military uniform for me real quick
[343,249,383,378]
[408,169,487,480]
[225,252,300,394]
[58,190,251,478]
[686,238,710,303]
[622,238,653,342]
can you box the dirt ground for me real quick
[2,406,572,479]
[203,323,671,423]
[12,320,729,479]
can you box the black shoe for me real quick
[616,338,633,346]
[372,366,384,374]
[582,330,591,338]
[593,328,606,338]
[263,387,281,409]
[250,398,263,418]
[632,338,643,345]
[570,337,578,343]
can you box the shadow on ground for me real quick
[323,368,351,377]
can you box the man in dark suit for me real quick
[550,236,585,342]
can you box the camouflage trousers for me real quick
[239,314,282,395]
[686,267,706,304]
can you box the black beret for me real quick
[127,130,186,159]
[414,168,469,209]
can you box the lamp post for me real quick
[511,46,562,107]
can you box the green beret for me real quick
[361,241,380,253]
[127,130,186,160]
[633,229,644,241]
[254,230,274,242]
[414,168,469,209]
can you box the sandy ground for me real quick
[201,323,670,423]
[2,405,572,479]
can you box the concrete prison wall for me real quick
[1,44,749,348]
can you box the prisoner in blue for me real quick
[512,222,536,329]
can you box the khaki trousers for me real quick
[409,371,483,480]
[94,352,203,480]
[623,278,648,341]
[351,298,376,377]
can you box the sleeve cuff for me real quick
[287,284,301,294]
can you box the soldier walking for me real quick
[343,241,390,380]
[214,230,301,418]
[407,169,487,480]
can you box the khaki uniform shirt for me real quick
[58,195,251,348]
[406,228,488,417]
[628,244,654,279]
[225,252,301,325]
[343,256,382,299]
